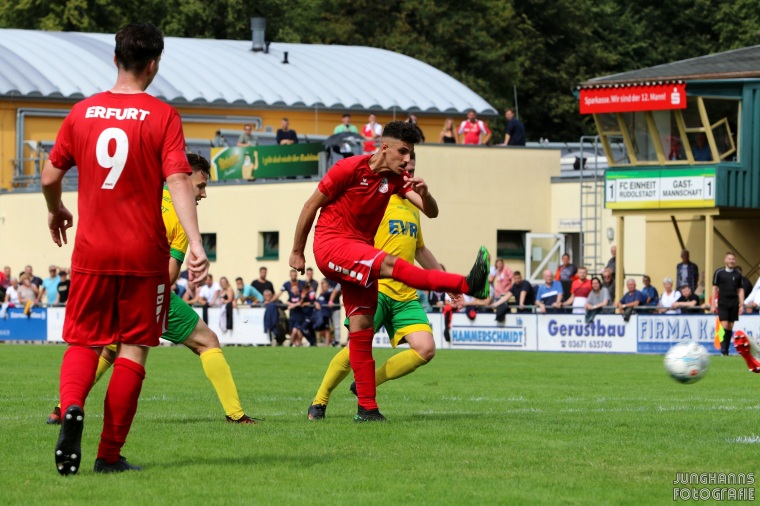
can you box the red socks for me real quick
[59,346,99,413]
[97,358,146,463]
[391,258,468,293]
[348,328,377,410]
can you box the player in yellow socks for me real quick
[307,152,458,419]
[47,154,256,425]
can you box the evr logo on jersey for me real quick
[389,219,418,238]
[85,106,150,121]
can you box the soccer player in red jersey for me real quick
[290,121,490,422]
[41,23,209,475]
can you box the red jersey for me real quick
[315,155,410,244]
[458,119,491,145]
[48,91,191,277]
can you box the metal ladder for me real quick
[579,135,605,275]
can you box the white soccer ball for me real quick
[664,341,710,384]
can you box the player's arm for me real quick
[404,178,439,218]
[290,188,330,274]
[168,257,182,286]
[711,284,719,313]
[41,160,74,247]
[166,172,208,285]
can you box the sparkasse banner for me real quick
[580,83,686,115]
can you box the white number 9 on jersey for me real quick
[96,127,129,190]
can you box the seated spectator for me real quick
[509,270,535,314]
[236,276,263,306]
[192,274,221,307]
[536,269,563,314]
[4,276,20,306]
[38,265,61,306]
[584,277,610,323]
[616,279,644,321]
[657,277,681,314]
[182,282,197,304]
[601,268,616,308]
[18,274,38,314]
[417,289,433,312]
[745,276,760,314]
[276,117,298,145]
[640,275,659,307]
[237,123,254,147]
[562,266,592,314]
[692,132,712,162]
[673,284,701,314]
[55,270,70,306]
[0,265,7,291]
[488,258,513,313]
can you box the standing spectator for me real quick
[17,274,38,312]
[38,265,61,306]
[273,271,306,347]
[237,124,254,147]
[692,132,712,162]
[676,249,699,293]
[235,277,263,305]
[501,108,526,146]
[219,276,235,307]
[640,275,659,307]
[0,265,7,290]
[657,277,680,314]
[314,279,335,346]
[251,266,274,295]
[334,113,360,158]
[276,117,298,145]
[745,276,760,314]
[491,258,513,303]
[712,251,745,356]
[584,277,610,323]
[55,270,71,306]
[42,21,210,477]
[270,269,304,305]
[509,270,535,313]
[563,266,592,314]
[536,269,563,314]
[735,266,753,298]
[616,279,645,321]
[555,253,578,300]
[601,268,616,306]
[406,113,425,143]
[304,267,319,292]
[23,265,43,288]
[438,118,457,144]
[362,113,383,154]
[606,245,616,275]
[458,109,491,145]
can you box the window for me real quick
[201,233,217,262]
[596,96,741,166]
[497,230,527,259]
[257,231,279,260]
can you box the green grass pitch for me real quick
[1,345,758,505]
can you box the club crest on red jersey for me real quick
[379,178,388,194]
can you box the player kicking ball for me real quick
[307,152,461,419]
[290,121,490,422]
[47,154,257,428]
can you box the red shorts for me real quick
[63,271,170,347]
[314,237,387,317]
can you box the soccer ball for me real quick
[664,341,710,384]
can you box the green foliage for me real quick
[2,345,758,505]
[1,0,759,140]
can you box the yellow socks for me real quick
[376,349,428,386]
[93,355,113,385]
[313,346,352,405]
[199,348,244,420]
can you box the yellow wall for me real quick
[0,98,480,190]
[0,144,554,285]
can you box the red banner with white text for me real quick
[580,83,686,115]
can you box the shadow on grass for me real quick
[149,452,335,468]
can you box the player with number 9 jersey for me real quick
[49,93,191,276]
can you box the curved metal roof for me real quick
[0,29,496,115]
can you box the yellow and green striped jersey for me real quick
[375,194,425,302]
[161,186,188,264]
